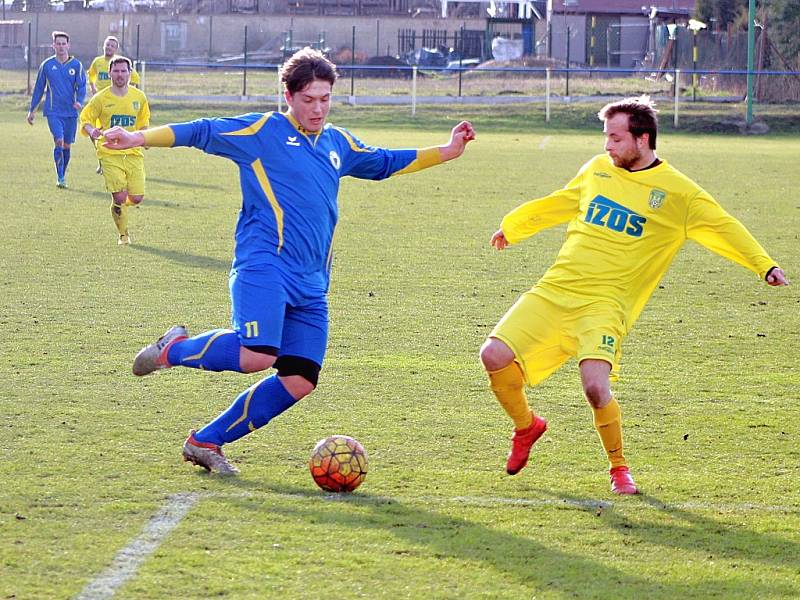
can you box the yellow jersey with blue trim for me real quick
[87,55,141,90]
[165,111,440,292]
[80,86,150,158]
[501,154,777,333]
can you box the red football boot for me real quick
[610,465,639,495]
[506,414,548,475]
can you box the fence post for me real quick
[349,25,356,104]
[209,14,214,61]
[376,19,380,56]
[140,60,146,93]
[242,25,248,98]
[674,68,680,128]
[26,21,32,95]
[565,26,570,98]
[411,65,417,117]
[692,29,697,101]
[545,67,550,123]
[135,24,140,64]
[277,66,282,112]
[458,25,464,97]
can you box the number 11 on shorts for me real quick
[244,321,259,338]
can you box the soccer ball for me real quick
[309,435,368,493]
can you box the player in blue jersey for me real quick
[27,31,87,189]
[103,48,476,474]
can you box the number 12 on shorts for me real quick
[602,335,615,347]
[244,321,260,338]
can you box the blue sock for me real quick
[53,146,64,179]
[166,329,244,372]
[194,375,298,445]
[62,148,71,174]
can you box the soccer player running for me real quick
[102,48,476,474]
[86,36,142,175]
[479,96,789,495]
[80,56,150,246]
[26,31,87,189]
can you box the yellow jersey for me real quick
[501,154,777,333]
[79,86,150,158]
[87,55,141,90]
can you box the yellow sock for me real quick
[488,361,533,430]
[592,398,626,468]
[110,202,128,235]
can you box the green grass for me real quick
[0,100,799,599]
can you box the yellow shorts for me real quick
[491,288,625,386]
[101,153,145,195]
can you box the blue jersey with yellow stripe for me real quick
[29,55,87,118]
[170,111,426,292]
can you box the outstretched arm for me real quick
[103,124,175,149]
[339,120,475,179]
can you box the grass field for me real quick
[0,97,799,599]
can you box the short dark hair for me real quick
[52,31,69,43]
[598,95,659,149]
[280,48,337,95]
[109,55,132,71]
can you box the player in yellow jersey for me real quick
[479,96,789,495]
[86,36,141,174]
[87,36,141,94]
[80,56,150,245]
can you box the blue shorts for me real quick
[46,116,78,144]
[229,266,328,367]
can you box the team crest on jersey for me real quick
[648,189,667,209]
[68,68,75,76]
[133,101,140,111]
[329,150,341,170]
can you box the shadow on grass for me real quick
[129,244,230,271]
[616,491,800,569]
[540,488,800,595]
[208,478,797,598]
[146,176,227,191]
[78,189,185,209]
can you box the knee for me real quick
[281,375,316,400]
[275,355,320,390]
[479,337,515,372]
[583,381,610,408]
[129,195,144,205]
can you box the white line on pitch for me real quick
[75,492,199,600]
[538,136,551,149]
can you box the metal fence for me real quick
[125,59,800,124]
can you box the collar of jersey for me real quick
[284,111,323,139]
[604,154,667,176]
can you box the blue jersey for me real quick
[170,112,427,292]
[29,55,87,118]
